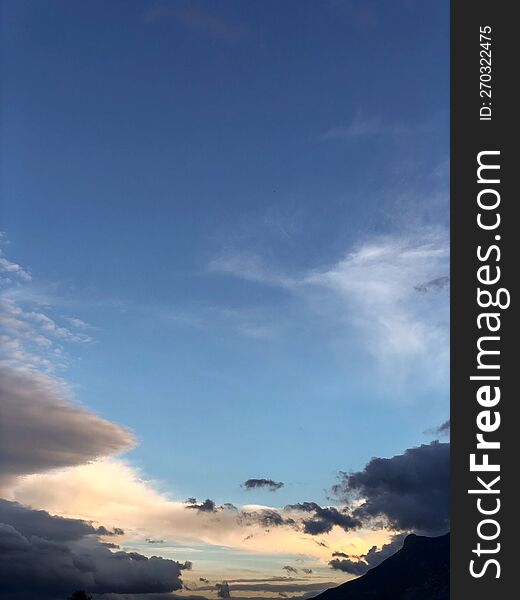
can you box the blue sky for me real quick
[0,0,449,586]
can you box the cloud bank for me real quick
[0,365,135,486]
[329,533,407,575]
[334,441,450,535]
[0,499,191,598]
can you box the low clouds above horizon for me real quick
[0,499,191,599]
[329,533,407,575]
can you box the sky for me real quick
[0,1,450,599]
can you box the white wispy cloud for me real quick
[302,228,449,361]
[209,227,449,381]
[208,253,293,288]
[0,247,94,372]
[320,113,439,141]
[0,256,32,282]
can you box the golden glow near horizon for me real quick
[4,458,395,591]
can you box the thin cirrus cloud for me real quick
[209,228,449,376]
[320,113,441,141]
[0,255,32,282]
[0,250,94,372]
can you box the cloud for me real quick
[414,276,450,294]
[435,420,450,436]
[282,566,297,575]
[320,114,437,141]
[209,228,449,381]
[238,509,295,530]
[0,365,135,485]
[26,311,93,343]
[329,533,407,575]
[97,595,207,600]
[185,499,217,513]
[0,256,31,282]
[208,253,292,288]
[302,230,449,366]
[241,479,284,492]
[216,582,231,599]
[0,249,94,373]
[425,420,450,438]
[0,499,190,598]
[284,503,360,536]
[198,582,337,598]
[333,441,450,535]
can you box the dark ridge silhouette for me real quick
[314,533,449,600]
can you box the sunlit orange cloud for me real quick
[5,458,392,563]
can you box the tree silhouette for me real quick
[67,592,92,600]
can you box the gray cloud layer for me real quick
[329,533,407,575]
[284,502,360,535]
[0,500,191,599]
[0,365,135,484]
[334,441,450,535]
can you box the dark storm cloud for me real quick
[329,533,407,575]
[334,441,450,534]
[216,582,231,599]
[0,500,190,598]
[0,365,134,484]
[241,479,284,492]
[284,502,361,535]
[185,499,217,513]
[0,498,97,541]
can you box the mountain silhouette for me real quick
[314,533,449,600]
